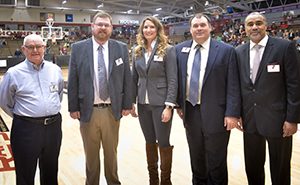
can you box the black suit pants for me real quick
[244,132,292,185]
[185,101,230,185]
[11,113,62,185]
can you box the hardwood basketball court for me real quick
[0,69,299,185]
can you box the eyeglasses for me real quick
[24,45,45,51]
[94,22,111,28]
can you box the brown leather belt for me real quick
[93,103,111,108]
[14,113,60,125]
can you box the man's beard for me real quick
[96,31,111,41]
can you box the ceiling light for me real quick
[156,8,162,11]
[62,0,67,4]
[97,3,104,8]
[153,14,159,17]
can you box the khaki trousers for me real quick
[80,107,121,185]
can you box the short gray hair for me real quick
[245,12,267,25]
[23,34,45,46]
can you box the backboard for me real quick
[41,26,63,41]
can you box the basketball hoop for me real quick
[41,14,63,42]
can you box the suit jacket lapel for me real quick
[179,41,192,89]
[255,38,274,83]
[86,39,94,80]
[146,44,158,73]
[203,40,218,85]
[140,48,147,71]
[108,40,114,77]
[243,43,251,84]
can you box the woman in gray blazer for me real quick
[131,16,178,185]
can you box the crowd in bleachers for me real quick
[1,15,300,58]
[214,18,300,49]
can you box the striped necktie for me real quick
[98,45,109,100]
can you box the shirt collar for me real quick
[250,35,268,50]
[25,59,45,71]
[150,38,157,50]
[192,37,211,50]
[92,36,109,50]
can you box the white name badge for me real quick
[115,58,123,66]
[50,84,59,92]
[181,47,190,53]
[267,64,280,72]
[154,55,163,62]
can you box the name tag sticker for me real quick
[154,55,163,62]
[181,47,190,53]
[50,83,59,93]
[267,64,280,72]
[115,58,123,66]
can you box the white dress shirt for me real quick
[186,38,210,104]
[143,39,157,104]
[92,36,111,104]
[249,35,268,79]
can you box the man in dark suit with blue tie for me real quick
[236,12,300,185]
[67,11,133,185]
[175,13,241,185]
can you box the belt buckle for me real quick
[44,118,50,125]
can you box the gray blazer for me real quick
[68,38,133,122]
[132,44,177,105]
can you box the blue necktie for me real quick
[189,45,201,106]
[98,45,109,101]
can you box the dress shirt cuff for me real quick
[165,102,176,108]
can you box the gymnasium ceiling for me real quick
[3,0,300,19]
[7,0,265,18]
[52,0,255,18]
[44,0,300,18]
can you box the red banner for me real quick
[0,132,15,172]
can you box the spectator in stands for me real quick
[270,21,278,31]
[280,21,289,29]
[0,34,64,185]
[59,45,68,55]
[236,12,300,185]
[276,29,284,38]
[131,16,177,185]
[14,48,23,57]
[288,29,295,41]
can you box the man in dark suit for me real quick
[67,11,132,185]
[175,13,241,185]
[236,12,300,185]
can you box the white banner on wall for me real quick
[0,60,7,67]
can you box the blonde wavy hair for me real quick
[135,16,168,58]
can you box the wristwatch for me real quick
[165,105,174,109]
